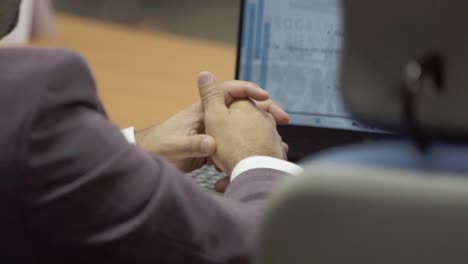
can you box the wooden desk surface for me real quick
[33,13,237,128]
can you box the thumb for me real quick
[172,135,216,159]
[198,71,228,115]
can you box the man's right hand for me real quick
[198,71,287,175]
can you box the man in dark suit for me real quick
[0,1,302,263]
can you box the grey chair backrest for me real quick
[256,165,468,264]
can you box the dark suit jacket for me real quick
[0,48,290,263]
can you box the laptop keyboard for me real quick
[188,165,226,190]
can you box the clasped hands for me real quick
[136,71,288,178]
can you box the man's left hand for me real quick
[135,102,215,172]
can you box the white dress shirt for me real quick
[121,127,303,181]
[121,127,137,144]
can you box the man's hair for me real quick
[0,0,22,38]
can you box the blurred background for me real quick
[15,0,244,128]
[52,0,240,44]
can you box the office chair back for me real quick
[256,165,468,264]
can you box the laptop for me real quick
[235,0,393,162]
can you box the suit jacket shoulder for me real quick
[0,47,105,261]
[0,48,293,263]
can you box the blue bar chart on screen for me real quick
[239,0,379,132]
[242,0,272,89]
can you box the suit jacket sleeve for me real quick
[20,49,291,263]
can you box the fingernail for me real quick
[201,137,214,154]
[198,72,214,87]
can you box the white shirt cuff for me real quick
[121,127,136,144]
[230,156,303,182]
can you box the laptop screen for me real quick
[237,0,380,133]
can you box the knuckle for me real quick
[248,81,261,90]
[265,112,277,125]
[202,89,223,104]
[190,139,201,152]
[225,80,260,90]
[239,80,259,88]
